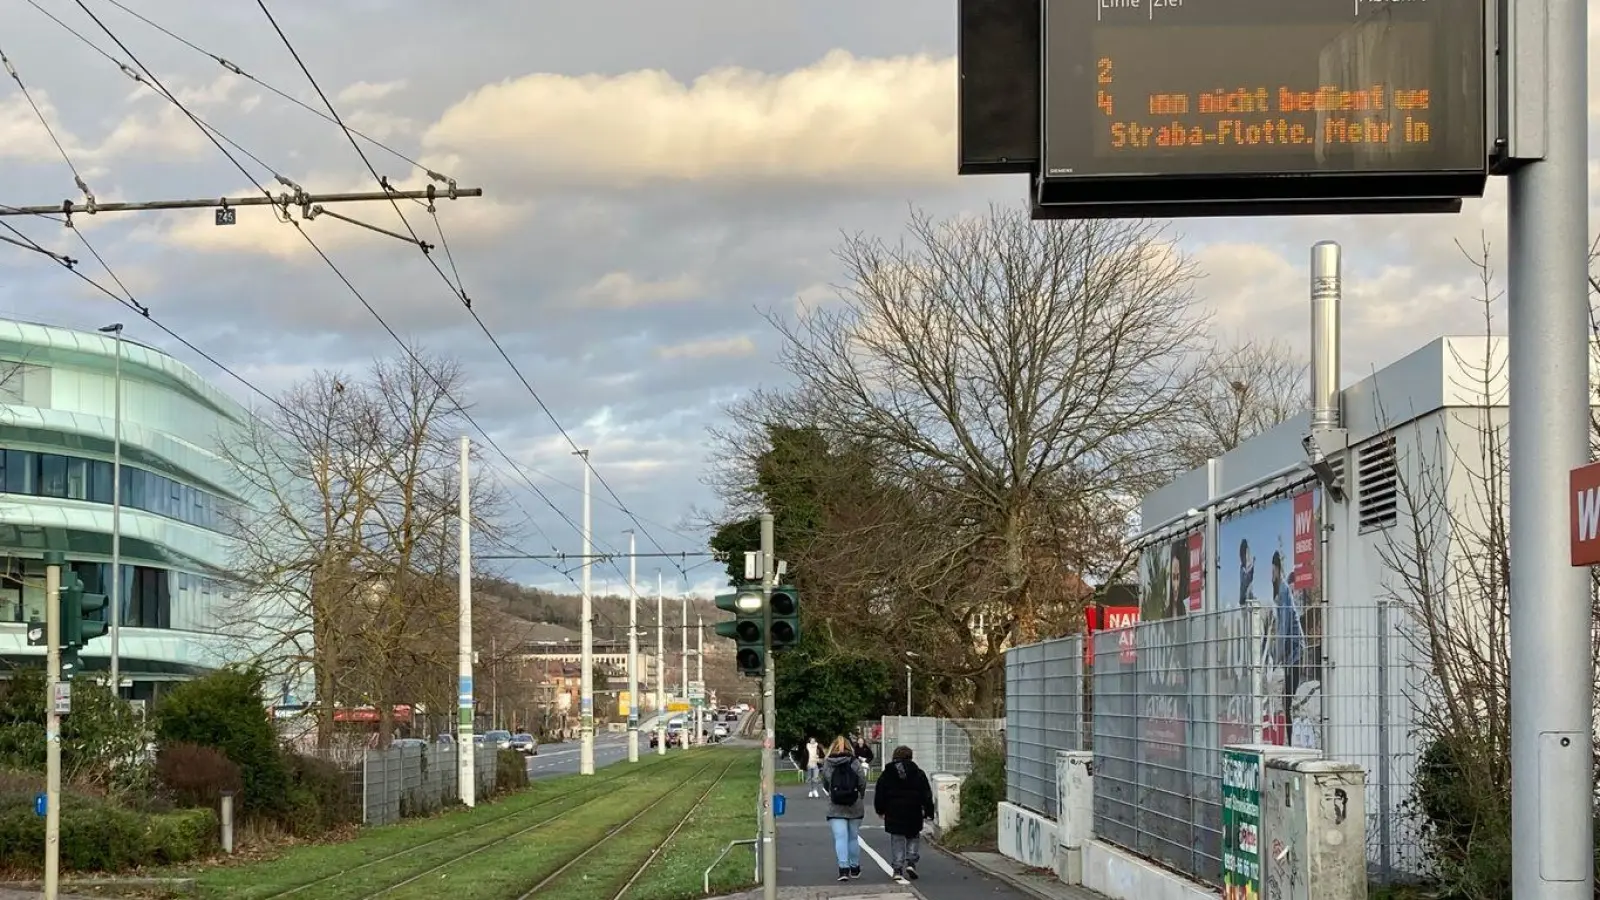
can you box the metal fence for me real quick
[1004,602,1424,888]
[880,716,1003,777]
[1005,634,1086,818]
[359,744,500,826]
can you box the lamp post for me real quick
[904,651,918,717]
[97,324,124,697]
[573,449,594,775]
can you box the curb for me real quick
[928,845,1066,900]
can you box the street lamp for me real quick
[904,651,919,717]
[97,323,124,697]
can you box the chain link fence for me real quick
[1004,602,1422,888]
[1005,634,1086,817]
[880,716,1003,776]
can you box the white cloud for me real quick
[421,50,957,189]
[582,272,701,309]
[337,80,409,105]
[657,335,757,360]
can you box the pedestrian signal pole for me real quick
[759,512,777,900]
[43,551,64,900]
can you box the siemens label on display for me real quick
[1038,0,1487,215]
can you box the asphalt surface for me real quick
[525,712,745,779]
[774,782,1035,900]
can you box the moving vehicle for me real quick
[712,723,728,739]
[484,729,512,751]
[724,711,738,722]
[509,732,538,755]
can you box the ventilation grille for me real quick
[1357,436,1399,532]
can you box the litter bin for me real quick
[773,793,787,817]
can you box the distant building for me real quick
[0,319,258,701]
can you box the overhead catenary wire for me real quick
[252,0,699,576]
[40,1,648,583]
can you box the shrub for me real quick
[0,795,216,872]
[0,667,150,791]
[156,743,242,810]
[1411,735,1512,900]
[959,738,1006,828]
[281,751,358,837]
[154,667,287,818]
[496,749,528,794]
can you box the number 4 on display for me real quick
[1098,90,1113,116]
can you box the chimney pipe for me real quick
[1310,241,1342,430]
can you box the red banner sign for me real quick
[1187,532,1205,612]
[1085,605,1141,665]
[1292,490,1316,591]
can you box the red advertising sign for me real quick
[1291,490,1317,590]
[1187,532,1205,612]
[1572,461,1600,566]
[1084,605,1141,665]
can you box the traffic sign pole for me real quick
[1511,0,1593,888]
[759,513,777,900]
[42,551,63,900]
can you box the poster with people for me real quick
[1138,530,1204,621]
[1217,488,1324,749]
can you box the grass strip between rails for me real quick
[368,755,729,900]
[190,751,708,900]
[523,757,747,900]
[618,751,761,900]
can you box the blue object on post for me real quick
[34,792,46,817]
[773,793,786,817]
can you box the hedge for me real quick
[0,795,217,871]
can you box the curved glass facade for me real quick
[0,319,261,696]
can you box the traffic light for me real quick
[770,585,800,650]
[59,570,109,650]
[714,584,764,677]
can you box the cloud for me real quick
[657,335,757,360]
[582,272,702,309]
[337,80,409,104]
[421,50,957,191]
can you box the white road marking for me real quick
[858,832,896,877]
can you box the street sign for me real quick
[961,0,1489,218]
[52,681,70,716]
[1570,460,1600,565]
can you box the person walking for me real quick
[821,735,867,881]
[851,730,875,775]
[874,745,935,882]
[805,736,824,797]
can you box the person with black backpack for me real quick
[821,735,867,881]
[874,745,935,882]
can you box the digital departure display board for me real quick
[1038,0,1487,214]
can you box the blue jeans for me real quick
[828,817,862,867]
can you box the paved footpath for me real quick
[773,785,1042,900]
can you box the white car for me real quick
[713,723,728,739]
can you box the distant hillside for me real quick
[474,576,729,641]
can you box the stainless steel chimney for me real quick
[1310,241,1342,430]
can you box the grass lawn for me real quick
[188,750,707,899]
[183,748,761,900]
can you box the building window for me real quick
[0,448,233,533]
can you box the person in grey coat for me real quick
[821,735,868,881]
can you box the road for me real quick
[525,712,745,779]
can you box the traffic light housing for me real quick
[770,585,800,649]
[715,585,764,677]
[59,570,109,650]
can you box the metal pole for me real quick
[906,665,913,716]
[43,551,63,900]
[103,324,123,696]
[680,592,689,745]
[696,615,704,741]
[457,436,475,806]
[576,450,594,775]
[627,531,640,763]
[656,571,666,756]
[1508,0,1593,884]
[759,513,777,900]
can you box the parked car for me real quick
[484,729,512,751]
[390,738,428,750]
[509,732,538,755]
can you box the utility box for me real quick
[1260,757,1367,900]
[1056,750,1093,884]
[932,774,963,833]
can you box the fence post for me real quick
[1377,600,1393,884]
[361,749,370,825]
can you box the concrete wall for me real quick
[997,801,1058,870]
[1082,840,1218,900]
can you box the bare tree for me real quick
[1164,336,1308,472]
[217,349,503,747]
[717,204,1210,714]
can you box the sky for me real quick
[0,0,1589,598]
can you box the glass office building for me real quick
[0,319,260,700]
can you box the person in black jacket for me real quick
[873,745,935,881]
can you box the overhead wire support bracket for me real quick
[0,233,75,266]
[0,187,483,218]
[304,204,434,251]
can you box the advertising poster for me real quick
[1084,605,1139,666]
[1139,529,1204,620]
[1221,748,1263,900]
[1217,488,1324,748]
